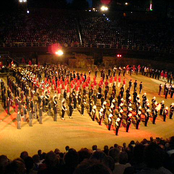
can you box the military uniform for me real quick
[126,113,132,132]
[160,101,165,115]
[169,104,174,119]
[29,110,33,126]
[108,113,113,131]
[92,105,97,121]
[115,117,121,135]
[61,102,66,120]
[98,108,104,125]
[136,111,141,129]
[69,102,73,118]
[163,107,168,122]
[22,105,27,122]
[17,111,21,129]
[39,106,43,124]
[152,109,158,124]
[144,109,150,127]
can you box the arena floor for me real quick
[0,70,174,159]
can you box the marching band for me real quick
[0,64,173,136]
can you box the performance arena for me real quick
[0,1,174,174]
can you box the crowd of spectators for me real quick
[0,9,174,55]
[0,9,79,48]
[0,136,174,174]
[79,12,174,54]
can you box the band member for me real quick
[115,117,121,136]
[61,100,67,120]
[81,99,85,116]
[102,101,107,119]
[23,104,27,122]
[48,101,52,116]
[133,90,137,104]
[129,79,132,90]
[78,92,81,105]
[163,107,168,122]
[63,89,67,100]
[39,105,42,121]
[7,97,11,115]
[170,103,174,119]
[17,111,21,129]
[89,99,93,116]
[160,101,165,115]
[92,105,97,121]
[142,93,147,108]
[136,111,141,129]
[171,85,174,98]
[145,109,150,127]
[39,106,43,124]
[139,82,143,94]
[126,113,132,132]
[69,101,73,118]
[42,97,45,112]
[151,97,156,109]
[29,110,33,127]
[98,108,104,125]
[152,108,158,124]
[53,96,58,121]
[108,113,113,130]
[73,95,77,109]
[15,96,19,113]
[134,80,138,92]
[158,84,163,95]
[30,99,34,113]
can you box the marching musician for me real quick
[89,99,93,116]
[17,111,21,129]
[170,103,174,119]
[44,90,50,106]
[22,104,27,122]
[29,109,33,127]
[163,107,168,122]
[126,112,132,132]
[152,107,158,124]
[98,108,104,125]
[145,109,150,127]
[39,105,43,124]
[160,100,165,115]
[53,96,58,121]
[142,93,147,108]
[108,113,113,131]
[136,110,141,129]
[92,105,97,121]
[115,117,121,136]
[69,101,73,118]
[81,98,86,116]
[61,99,67,120]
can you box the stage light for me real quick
[125,2,128,6]
[117,54,122,58]
[101,6,108,12]
[55,50,63,56]
[27,10,30,14]
[19,0,27,3]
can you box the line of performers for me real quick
[1,64,174,132]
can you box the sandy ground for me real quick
[0,70,174,160]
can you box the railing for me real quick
[0,42,173,54]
